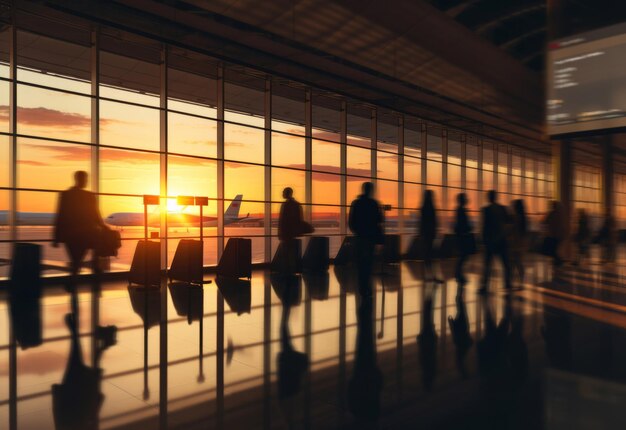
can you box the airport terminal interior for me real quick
[1,0,626,429]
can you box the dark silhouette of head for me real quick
[487,190,497,204]
[282,187,293,199]
[74,171,88,189]
[457,192,467,207]
[362,182,374,197]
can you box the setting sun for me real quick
[166,199,182,213]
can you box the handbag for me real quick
[298,221,314,235]
[96,227,122,257]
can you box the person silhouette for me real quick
[510,199,528,287]
[53,171,105,279]
[348,182,384,297]
[453,192,473,285]
[278,187,305,273]
[420,190,442,283]
[573,209,591,266]
[598,209,617,264]
[542,201,565,268]
[348,296,383,423]
[480,190,512,293]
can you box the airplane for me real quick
[0,195,250,228]
[105,195,249,228]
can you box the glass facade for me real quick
[0,23,556,278]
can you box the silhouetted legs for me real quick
[544,237,562,267]
[355,237,375,297]
[280,238,299,274]
[481,242,512,292]
[455,247,470,284]
[65,242,88,278]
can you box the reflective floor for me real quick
[2,249,626,429]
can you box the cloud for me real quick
[18,159,48,166]
[183,139,217,146]
[311,130,340,142]
[99,148,158,164]
[23,142,91,161]
[285,163,372,178]
[225,141,249,148]
[168,155,215,167]
[0,105,122,129]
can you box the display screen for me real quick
[547,22,626,136]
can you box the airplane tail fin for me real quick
[224,195,243,219]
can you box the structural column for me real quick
[552,140,572,258]
[601,137,614,216]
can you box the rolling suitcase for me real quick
[169,239,203,284]
[129,240,161,287]
[302,236,329,273]
[9,243,43,349]
[217,238,251,279]
[10,243,41,296]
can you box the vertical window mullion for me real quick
[217,65,225,258]
[305,88,312,224]
[91,28,99,197]
[478,139,484,202]
[158,43,169,430]
[442,128,448,211]
[421,123,427,197]
[461,134,467,191]
[264,77,271,263]
[371,108,377,183]
[340,101,347,236]
[159,46,168,270]
[398,115,404,239]
[9,24,16,243]
[8,22,17,430]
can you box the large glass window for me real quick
[0,20,559,277]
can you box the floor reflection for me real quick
[3,251,626,429]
